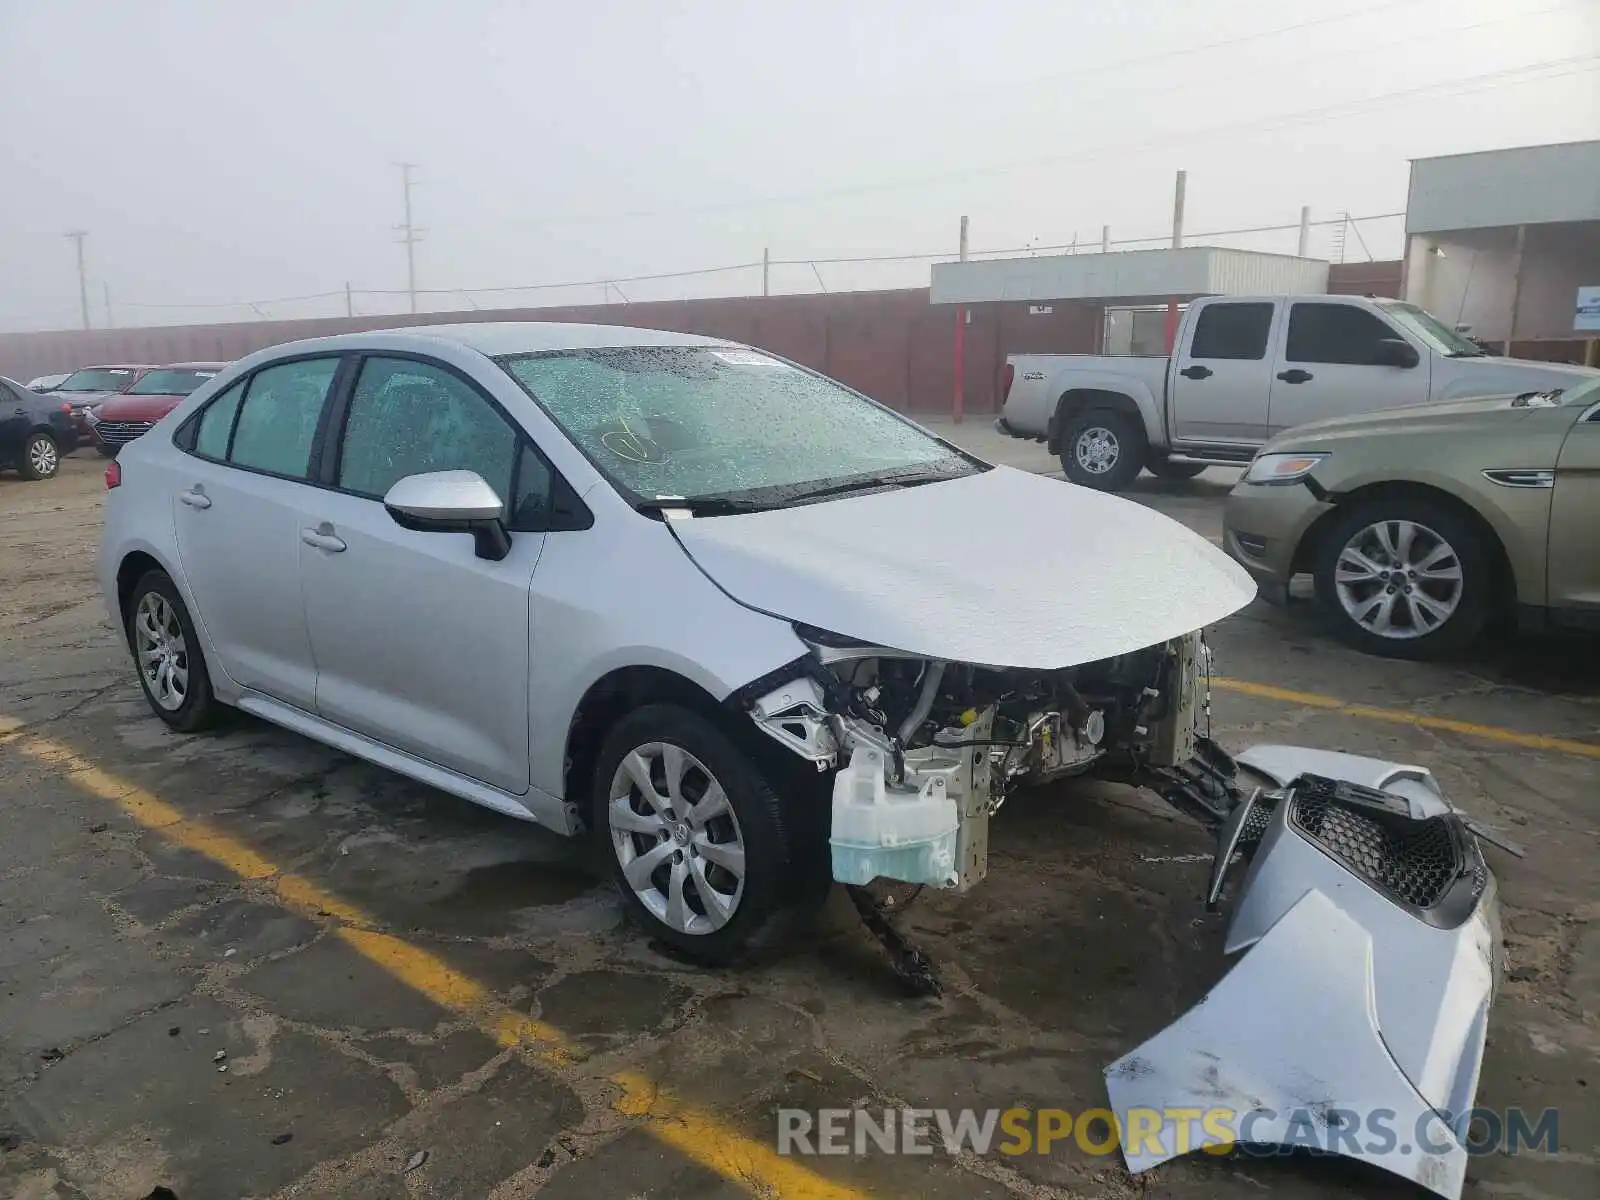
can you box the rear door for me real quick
[298,354,552,794]
[1548,401,1600,615]
[1267,301,1430,433]
[1169,299,1278,445]
[171,356,344,710]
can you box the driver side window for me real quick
[337,357,555,530]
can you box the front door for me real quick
[171,358,342,710]
[1548,406,1600,614]
[299,355,549,795]
[1169,299,1278,445]
[1267,301,1431,434]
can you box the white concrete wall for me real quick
[1407,141,1600,233]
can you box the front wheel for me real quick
[1145,456,1207,481]
[1312,499,1492,660]
[1057,407,1146,491]
[17,432,59,480]
[593,703,827,963]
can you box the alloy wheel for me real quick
[608,741,746,935]
[133,591,190,711]
[1334,519,1463,640]
[1074,426,1120,475]
[28,437,58,476]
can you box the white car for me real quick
[100,322,1502,1196]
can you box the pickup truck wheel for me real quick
[1146,457,1207,481]
[1058,408,1146,491]
[1312,499,1490,660]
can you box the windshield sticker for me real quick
[711,350,784,367]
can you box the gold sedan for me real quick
[1223,375,1600,658]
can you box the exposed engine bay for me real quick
[744,626,1214,896]
[739,627,1515,1200]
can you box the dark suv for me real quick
[1,376,79,479]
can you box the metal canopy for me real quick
[1406,140,1600,234]
[929,246,1329,306]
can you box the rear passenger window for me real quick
[229,358,339,479]
[193,381,245,459]
[1189,302,1273,361]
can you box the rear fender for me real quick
[1045,374,1162,453]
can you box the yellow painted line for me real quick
[1213,678,1600,760]
[0,716,867,1199]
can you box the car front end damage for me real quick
[741,628,1507,1199]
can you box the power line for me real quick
[502,51,1597,225]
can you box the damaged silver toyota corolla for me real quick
[103,326,1507,1198]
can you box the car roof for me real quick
[75,363,158,371]
[269,321,735,358]
[156,361,227,370]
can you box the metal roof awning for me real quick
[930,246,1330,306]
[1406,140,1600,234]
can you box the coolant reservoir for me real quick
[829,744,960,887]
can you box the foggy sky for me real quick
[2,0,1597,332]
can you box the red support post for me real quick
[952,306,966,423]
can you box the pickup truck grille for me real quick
[94,421,155,445]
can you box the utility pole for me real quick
[394,163,423,314]
[762,247,770,297]
[953,215,969,425]
[1297,206,1312,257]
[345,281,354,317]
[103,281,114,328]
[1101,225,1111,254]
[64,230,90,330]
[1164,170,1186,353]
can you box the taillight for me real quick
[1001,363,1015,404]
[105,460,121,489]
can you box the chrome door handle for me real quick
[300,527,347,552]
[179,488,211,509]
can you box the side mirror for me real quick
[1373,338,1420,369]
[383,470,512,561]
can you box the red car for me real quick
[52,364,157,440]
[86,362,226,456]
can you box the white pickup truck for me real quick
[996,293,1600,490]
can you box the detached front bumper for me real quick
[1106,744,1500,1200]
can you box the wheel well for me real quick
[1049,389,1144,453]
[115,551,165,629]
[1293,481,1518,607]
[563,666,730,813]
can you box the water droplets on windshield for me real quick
[500,346,973,504]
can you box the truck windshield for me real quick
[1376,302,1487,357]
[499,346,981,509]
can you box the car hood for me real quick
[1443,354,1599,396]
[1260,389,1580,449]
[94,392,185,421]
[55,390,120,408]
[666,465,1257,669]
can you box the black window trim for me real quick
[173,351,354,487]
[319,349,592,533]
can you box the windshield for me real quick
[1376,301,1486,357]
[57,367,138,393]
[499,346,980,507]
[1559,376,1600,407]
[127,367,218,396]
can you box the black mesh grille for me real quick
[1290,793,1466,910]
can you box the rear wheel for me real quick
[17,432,59,480]
[593,703,827,963]
[126,570,222,731]
[1057,407,1146,491]
[1312,498,1492,659]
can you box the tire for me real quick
[125,570,223,731]
[1057,407,1147,491]
[1145,456,1207,481]
[17,432,59,480]
[1312,498,1492,660]
[592,703,826,963]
